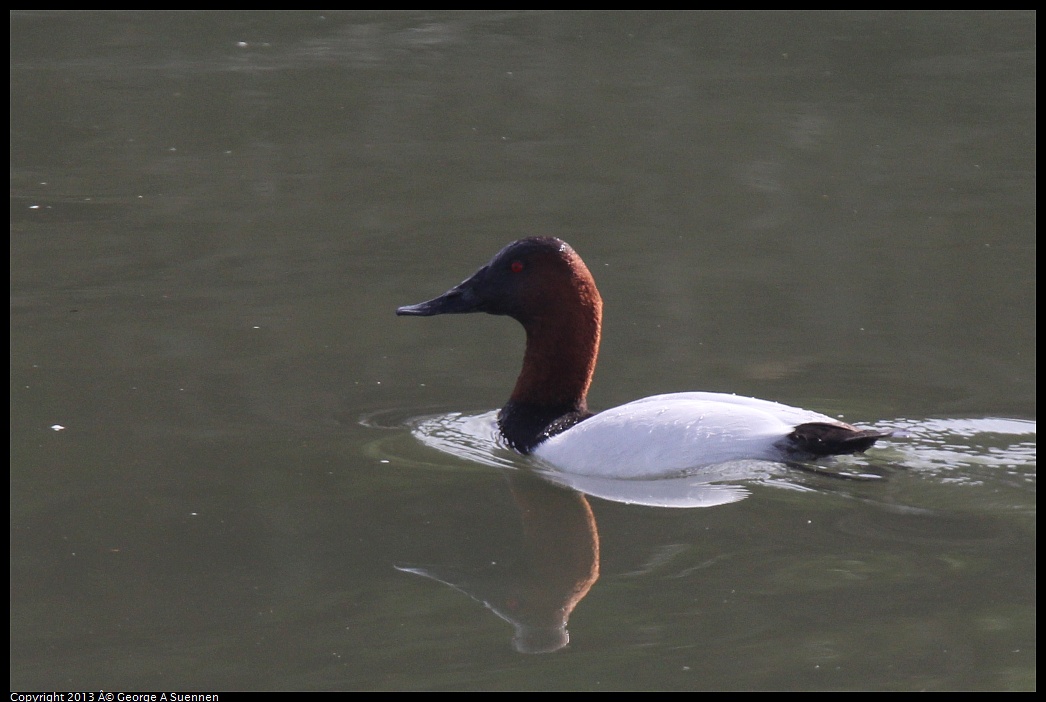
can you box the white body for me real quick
[533,392,840,478]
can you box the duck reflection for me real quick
[398,473,598,654]
[393,410,768,652]
[395,450,761,653]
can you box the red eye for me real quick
[510,260,524,273]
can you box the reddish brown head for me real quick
[397,237,603,451]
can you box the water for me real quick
[10,11,1034,690]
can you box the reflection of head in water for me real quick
[513,622,569,655]
[396,473,599,654]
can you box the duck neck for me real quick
[499,285,602,452]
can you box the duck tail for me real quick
[785,422,893,457]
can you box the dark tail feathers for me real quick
[785,422,892,457]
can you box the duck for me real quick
[397,237,891,478]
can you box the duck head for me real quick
[396,237,600,324]
[397,237,603,452]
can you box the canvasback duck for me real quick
[397,237,890,478]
